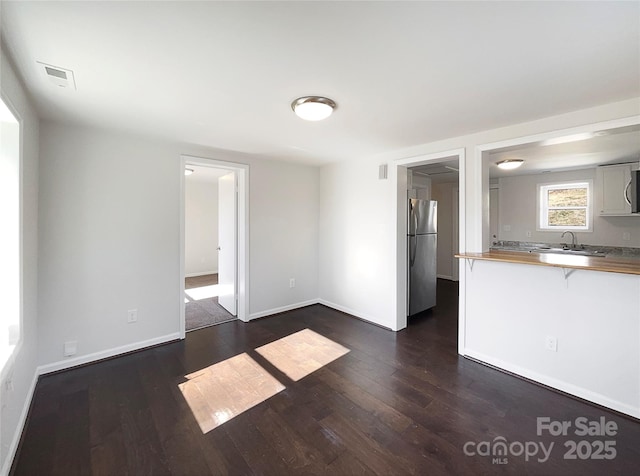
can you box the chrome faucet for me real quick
[561,230,577,249]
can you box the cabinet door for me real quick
[597,165,632,215]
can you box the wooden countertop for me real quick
[455,250,640,276]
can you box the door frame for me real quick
[179,155,249,338]
[390,148,466,351]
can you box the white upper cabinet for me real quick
[596,164,634,216]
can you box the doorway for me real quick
[391,149,466,351]
[183,166,235,331]
[404,160,461,342]
[179,156,249,338]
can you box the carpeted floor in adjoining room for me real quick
[185,274,235,331]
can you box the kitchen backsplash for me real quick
[491,240,640,258]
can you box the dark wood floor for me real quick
[11,280,640,475]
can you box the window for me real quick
[538,181,592,231]
[0,96,20,370]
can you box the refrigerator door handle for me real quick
[409,236,417,267]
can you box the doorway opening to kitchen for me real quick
[180,156,249,337]
[405,159,461,344]
[391,149,466,350]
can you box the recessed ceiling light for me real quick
[185,168,194,176]
[496,159,524,170]
[291,96,336,121]
[542,132,594,146]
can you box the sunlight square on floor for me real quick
[178,353,285,433]
[255,328,350,381]
[184,284,220,301]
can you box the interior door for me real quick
[218,172,237,315]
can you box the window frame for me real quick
[537,180,593,232]
[0,93,23,378]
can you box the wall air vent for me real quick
[37,61,76,90]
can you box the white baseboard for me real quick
[249,299,319,320]
[185,270,218,278]
[1,369,38,476]
[318,299,392,331]
[37,333,181,375]
[464,348,640,419]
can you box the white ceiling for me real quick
[410,158,459,184]
[488,124,640,178]
[2,1,639,165]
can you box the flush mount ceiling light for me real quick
[185,168,194,176]
[496,159,524,170]
[291,96,336,121]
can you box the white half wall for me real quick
[464,259,640,418]
[37,121,319,369]
[185,178,218,276]
[0,48,40,476]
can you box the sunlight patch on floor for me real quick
[178,353,285,433]
[179,329,349,433]
[255,328,350,381]
[185,284,219,301]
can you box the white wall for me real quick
[185,178,218,276]
[250,158,319,317]
[318,158,394,327]
[496,168,640,247]
[498,168,640,247]
[37,121,319,369]
[0,48,39,476]
[432,182,457,279]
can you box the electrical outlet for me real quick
[545,336,558,352]
[127,309,138,323]
[63,340,77,357]
[526,230,532,238]
[289,278,295,288]
[503,224,511,232]
[622,232,631,241]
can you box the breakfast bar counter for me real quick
[456,250,640,276]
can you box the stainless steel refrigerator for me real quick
[408,199,437,315]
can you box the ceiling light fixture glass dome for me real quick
[291,96,336,121]
[496,159,524,170]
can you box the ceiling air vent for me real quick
[37,61,76,90]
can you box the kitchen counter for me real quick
[456,250,640,275]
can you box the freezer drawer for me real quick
[408,233,437,315]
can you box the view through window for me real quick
[538,181,592,231]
